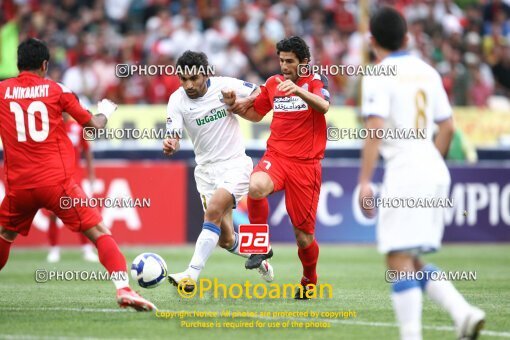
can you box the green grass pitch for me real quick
[0,244,509,339]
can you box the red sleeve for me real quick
[58,84,93,125]
[253,79,273,116]
[311,74,330,102]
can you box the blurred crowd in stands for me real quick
[0,0,509,108]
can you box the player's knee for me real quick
[413,257,424,271]
[295,231,313,249]
[218,234,234,249]
[204,205,224,225]
[94,223,111,236]
[296,238,311,249]
[83,223,111,243]
[249,181,269,199]
[386,252,415,272]
[0,227,17,242]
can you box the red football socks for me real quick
[298,239,319,286]
[94,234,127,274]
[0,236,12,271]
[248,196,269,224]
[48,219,58,246]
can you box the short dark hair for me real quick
[370,7,407,51]
[17,38,50,71]
[176,50,210,75]
[276,36,311,62]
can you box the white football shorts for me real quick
[377,161,451,254]
[194,155,253,211]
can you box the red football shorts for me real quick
[0,178,102,236]
[253,151,322,234]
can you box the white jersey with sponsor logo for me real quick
[167,76,256,165]
[361,52,452,175]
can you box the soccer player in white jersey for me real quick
[358,7,485,340]
[163,51,274,290]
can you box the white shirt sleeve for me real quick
[361,75,390,119]
[432,74,453,123]
[166,92,184,135]
[223,77,257,98]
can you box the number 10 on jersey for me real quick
[10,101,49,142]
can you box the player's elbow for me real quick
[252,113,264,122]
[319,101,330,114]
[244,109,264,122]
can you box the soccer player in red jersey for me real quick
[0,38,156,311]
[224,36,330,299]
[46,113,98,263]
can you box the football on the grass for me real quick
[130,253,168,288]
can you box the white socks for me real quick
[187,222,220,281]
[422,265,471,324]
[392,280,423,340]
[227,232,249,258]
[391,264,474,340]
[112,272,129,290]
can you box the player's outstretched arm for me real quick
[276,78,329,114]
[163,138,180,156]
[434,117,454,158]
[83,99,118,129]
[222,87,264,122]
[238,107,265,122]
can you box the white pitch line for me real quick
[315,318,510,338]
[0,336,138,340]
[0,336,101,340]
[1,307,509,338]
[0,307,125,313]
[252,315,510,338]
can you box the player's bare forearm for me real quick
[83,114,108,129]
[237,107,264,122]
[434,117,454,158]
[234,87,261,112]
[359,116,384,184]
[295,87,329,114]
[227,88,261,116]
[82,99,117,129]
[359,138,381,185]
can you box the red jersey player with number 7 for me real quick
[225,36,330,299]
[0,38,156,311]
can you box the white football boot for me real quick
[258,260,274,282]
[168,271,196,292]
[456,306,485,340]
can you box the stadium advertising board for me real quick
[261,165,510,243]
[38,105,510,148]
[0,162,187,245]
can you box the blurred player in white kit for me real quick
[358,7,485,340]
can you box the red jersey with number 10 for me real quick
[253,73,330,160]
[0,72,93,189]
